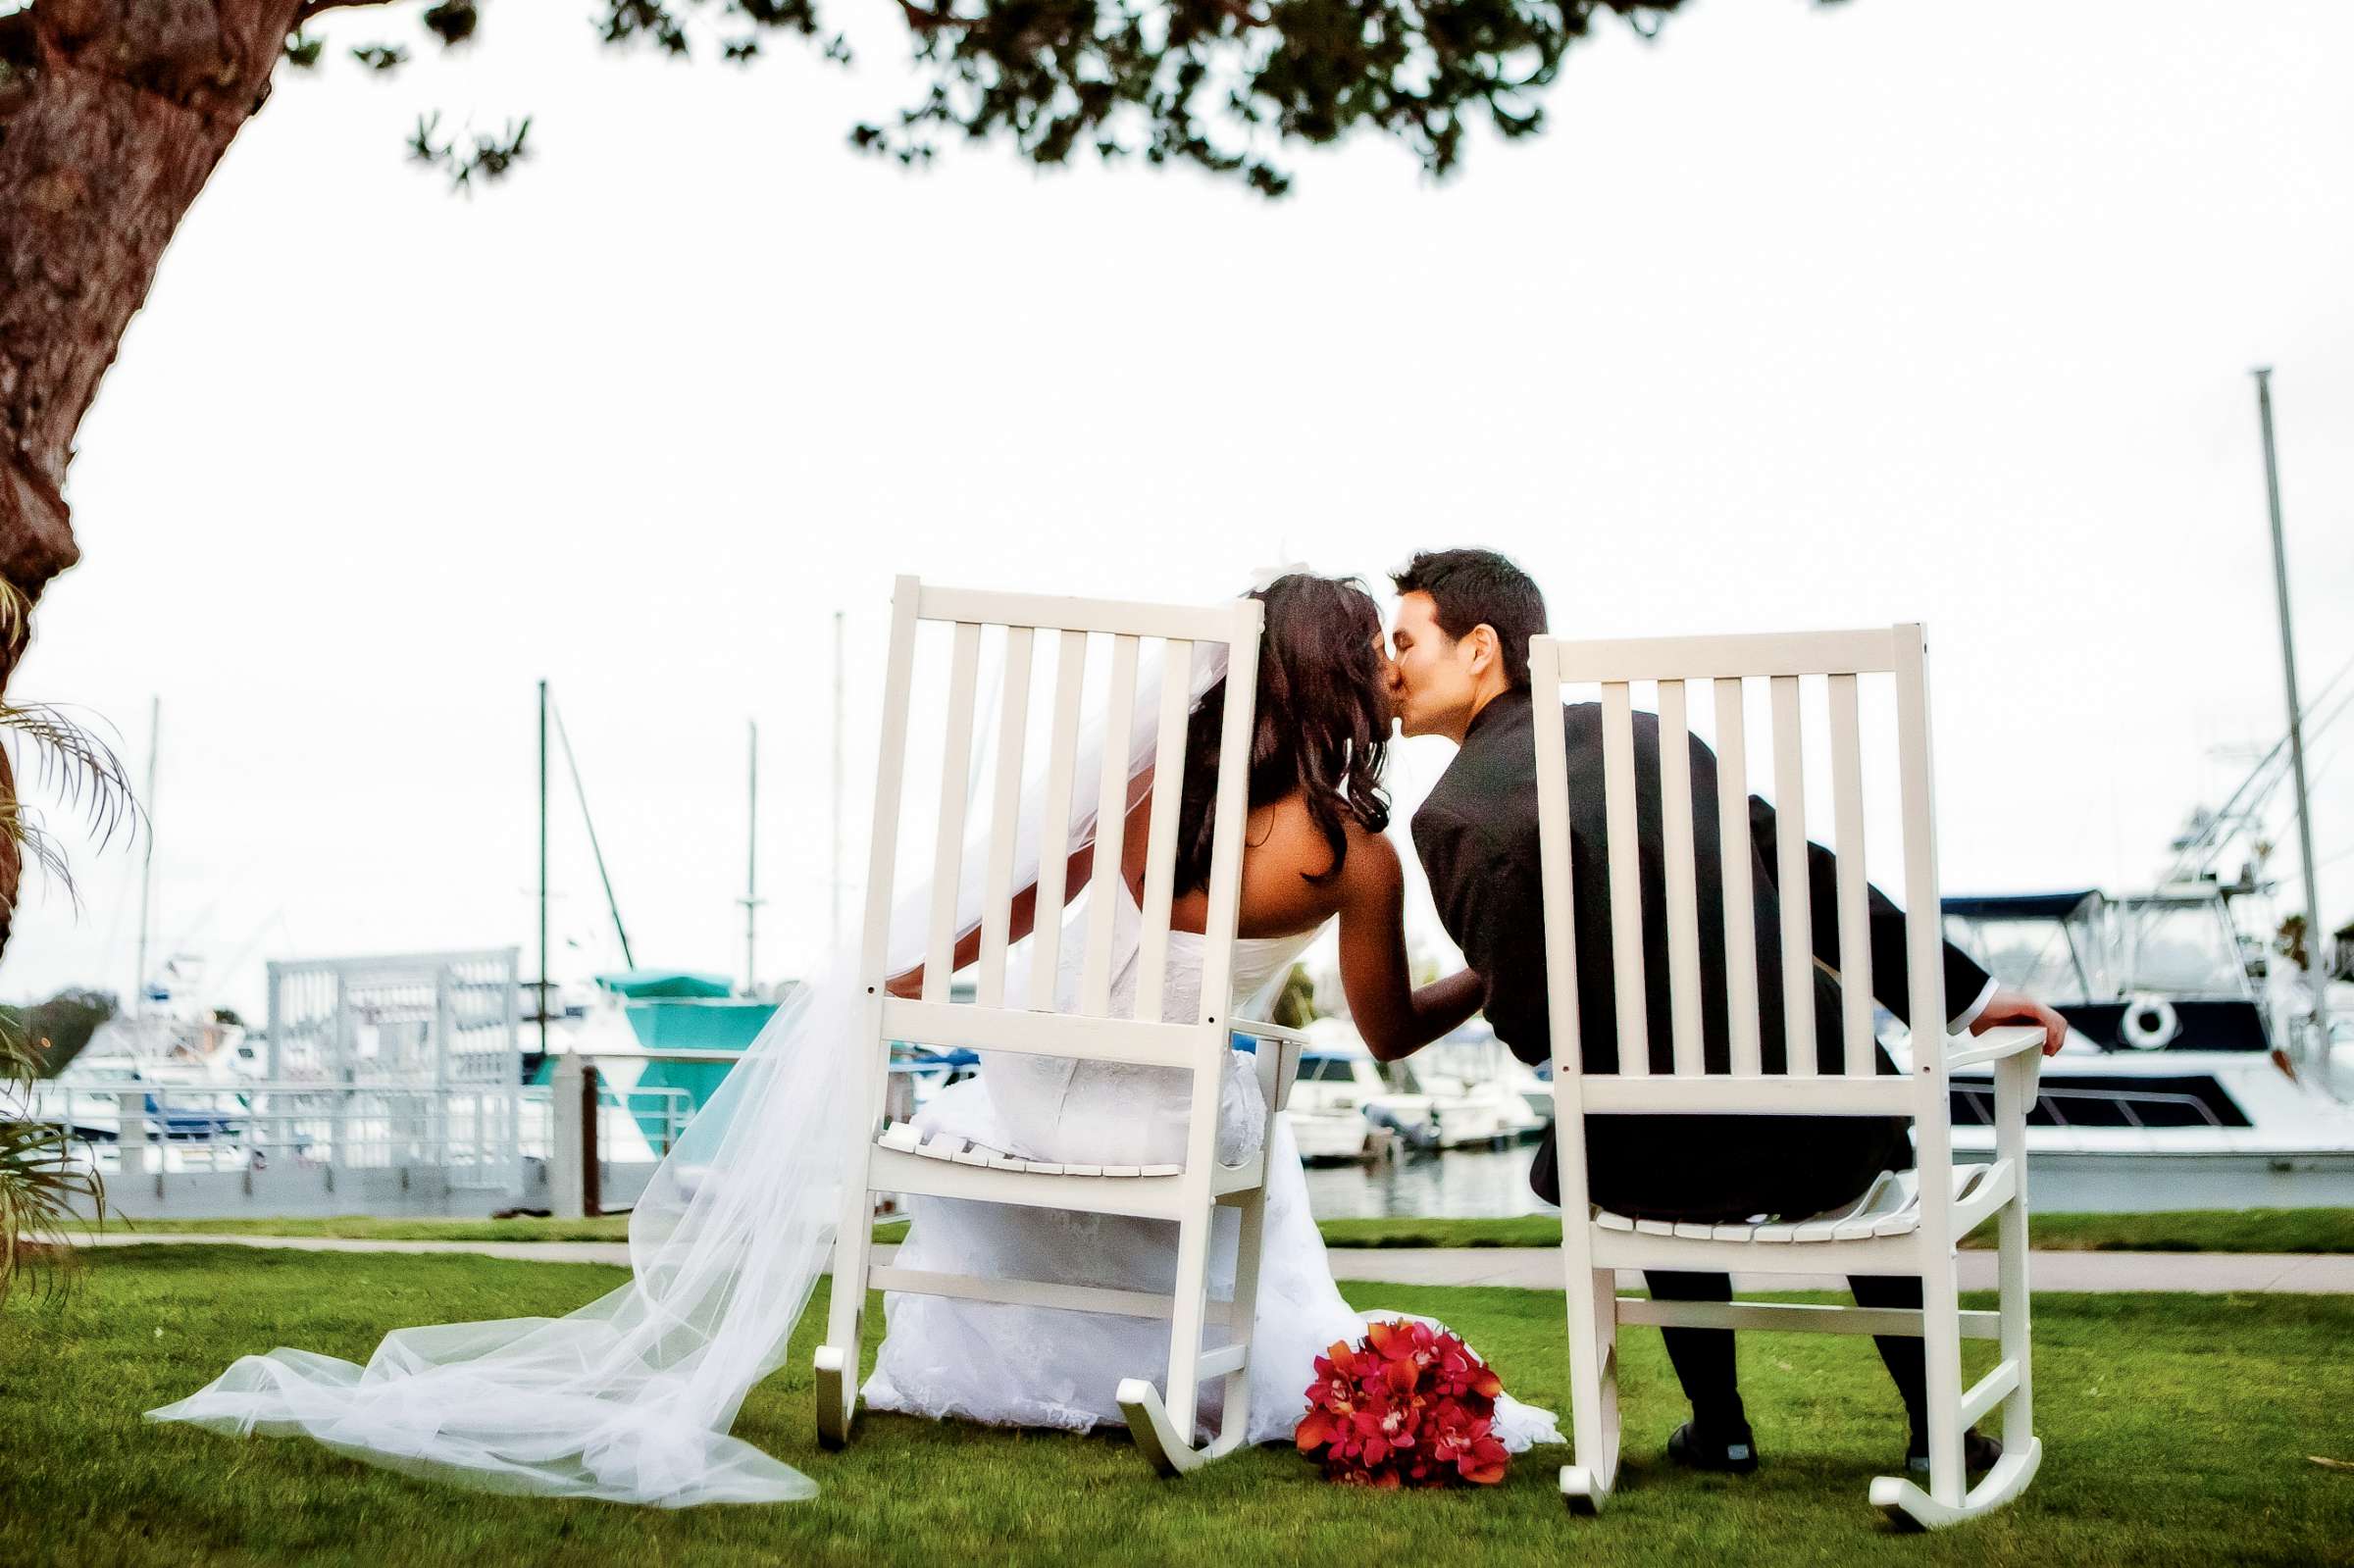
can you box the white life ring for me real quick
[2121,995,2180,1050]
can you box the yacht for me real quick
[1285,1023,1433,1162]
[1934,884,2354,1210]
[1285,1017,1547,1154]
[29,965,268,1171]
[1391,1021,1552,1147]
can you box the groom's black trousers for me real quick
[1645,1272,1928,1434]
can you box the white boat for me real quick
[1410,1021,1553,1136]
[1286,1018,1549,1153]
[57,1005,262,1090]
[1932,884,2354,1210]
[1938,1039,2354,1211]
[1288,1101,1388,1163]
[1340,1016,1549,1149]
[2328,984,2354,1101]
[26,994,268,1171]
[1286,1023,1433,1161]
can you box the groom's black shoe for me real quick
[1906,1427,2002,1478]
[1666,1419,1760,1475]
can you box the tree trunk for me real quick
[0,0,300,951]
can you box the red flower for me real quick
[1425,1400,1511,1485]
[1294,1321,1511,1489]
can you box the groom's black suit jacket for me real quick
[1410,688,1993,1221]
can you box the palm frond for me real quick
[0,576,29,649]
[0,1020,106,1305]
[0,576,122,1301]
[0,577,145,908]
[0,798,80,908]
[1,1013,34,1091]
[0,701,141,852]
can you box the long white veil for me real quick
[146,633,1231,1506]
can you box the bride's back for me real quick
[1129,790,1368,940]
[1115,572,1396,944]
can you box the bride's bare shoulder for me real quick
[1339,818,1401,885]
[1243,795,1398,897]
[1223,796,1401,936]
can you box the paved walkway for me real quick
[77,1233,2354,1293]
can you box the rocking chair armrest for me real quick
[1942,1026,2044,1074]
[1232,1018,1308,1111]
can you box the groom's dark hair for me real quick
[1390,549,1547,689]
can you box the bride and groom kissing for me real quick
[149,547,2068,1506]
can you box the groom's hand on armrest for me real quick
[1967,988,2069,1055]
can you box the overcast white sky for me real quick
[6,0,2351,1015]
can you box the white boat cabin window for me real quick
[2121,898,2254,997]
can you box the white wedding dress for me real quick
[861,881,1561,1450]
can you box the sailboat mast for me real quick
[132,696,159,1017]
[548,697,636,970]
[742,719,762,993]
[537,680,551,1053]
[2253,367,2326,1055]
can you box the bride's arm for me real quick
[886,789,1154,998]
[1334,827,1486,1060]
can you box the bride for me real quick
[864,573,1559,1451]
[146,572,1558,1505]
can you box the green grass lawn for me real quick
[114,1206,2354,1254]
[4,1246,2349,1567]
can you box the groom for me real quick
[1385,548,2068,1478]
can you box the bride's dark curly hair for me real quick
[1173,574,1392,896]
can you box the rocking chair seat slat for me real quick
[1589,1162,1999,1247]
[868,1113,1230,1195]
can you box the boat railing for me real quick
[17,1078,693,1178]
[18,1080,514,1185]
[1951,1081,2228,1136]
[588,1083,700,1159]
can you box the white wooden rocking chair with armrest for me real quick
[1529,625,2044,1529]
[814,577,1307,1477]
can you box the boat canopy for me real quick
[1943,890,2104,920]
[622,1000,779,1052]
[594,969,735,1000]
[1944,884,2259,1006]
[1944,890,2110,1004]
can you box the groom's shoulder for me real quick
[1556,695,1608,733]
[1409,773,1466,838]
[1408,767,1483,854]
[1411,749,1533,858]
[1503,694,1612,768]
[1552,696,1658,754]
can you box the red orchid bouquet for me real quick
[1294,1319,1511,1488]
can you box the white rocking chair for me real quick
[1528,625,2044,1529]
[814,577,1306,1477]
